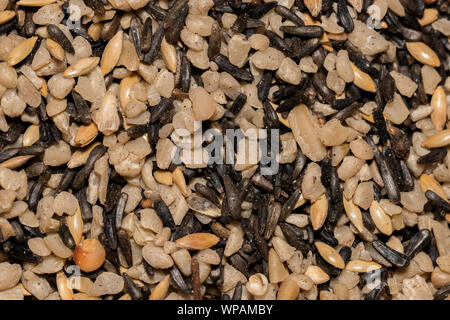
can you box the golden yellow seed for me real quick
[277,278,300,300]
[22,124,40,147]
[88,23,102,42]
[310,194,328,231]
[350,62,376,92]
[345,260,382,273]
[8,36,38,67]
[420,174,448,201]
[119,75,139,111]
[175,233,220,250]
[418,8,438,26]
[161,37,177,73]
[0,10,16,24]
[100,30,123,75]
[16,0,57,6]
[74,122,98,147]
[314,241,345,269]
[66,205,83,245]
[360,111,375,123]
[369,201,393,236]
[343,196,364,233]
[40,77,48,98]
[421,129,450,149]
[172,167,188,196]
[430,86,447,131]
[46,38,64,61]
[64,57,100,78]
[0,155,34,169]
[56,272,74,300]
[380,21,388,29]
[405,42,440,67]
[149,275,170,300]
[305,265,330,284]
[154,170,173,186]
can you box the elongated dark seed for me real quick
[434,285,450,300]
[170,265,191,295]
[266,30,293,56]
[165,5,188,44]
[77,188,92,222]
[232,281,242,300]
[150,98,173,123]
[213,54,253,82]
[47,24,74,54]
[372,240,409,267]
[71,145,106,190]
[337,0,354,33]
[0,148,19,162]
[0,18,17,36]
[262,100,280,129]
[11,222,24,243]
[249,1,277,18]
[280,223,310,254]
[7,242,42,263]
[115,193,128,230]
[59,223,76,250]
[101,12,122,41]
[143,26,165,65]
[365,285,385,300]
[123,273,143,300]
[140,18,153,54]
[404,229,432,259]
[257,72,272,102]
[280,25,323,38]
[279,189,301,222]
[194,183,220,206]
[223,174,241,220]
[104,213,117,250]
[28,181,43,213]
[275,5,304,26]
[229,253,249,277]
[417,148,447,164]
[313,72,335,104]
[154,200,176,230]
[117,230,132,267]
[163,0,188,29]
[264,201,281,240]
[228,93,247,115]
[319,229,338,247]
[344,41,373,74]
[84,0,105,16]
[425,190,450,211]
[333,101,362,121]
[207,22,221,60]
[191,258,201,300]
[129,17,143,59]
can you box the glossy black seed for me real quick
[279,189,301,222]
[7,242,42,264]
[249,1,277,19]
[101,12,122,41]
[154,200,176,230]
[404,229,432,259]
[104,213,118,250]
[117,230,132,267]
[257,72,272,102]
[58,223,76,250]
[417,148,447,164]
[339,246,352,263]
[275,5,304,26]
[372,240,409,267]
[223,174,242,220]
[425,190,450,211]
[11,221,25,243]
[123,273,143,300]
[213,54,253,82]
[280,25,323,38]
[228,93,247,115]
[143,26,165,65]
[71,145,106,190]
[47,24,75,54]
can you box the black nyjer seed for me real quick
[404,229,432,259]
[372,240,409,268]
[154,200,176,230]
[47,24,75,54]
[417,148,447,164]
[337,0,354,33]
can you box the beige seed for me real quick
[149,275,170,300]
[8,36,38,67]
[369,201,393,235]
[350,63,376,92]
[88,23,102,42]
[304,0,322,17]
[16,0,57,6]
[419,174,448,201]
[0,155,34,169]
[172,167,188,196]
[64,57,100,78]
[154,171,173,186]
[46,39,64,61]
[345,260,382,273]
[0,10,16,24]
[66,205,83,245]
[277,278,299,300]
[176,233,220,250]
[56,272,74,300]
[315,241,345,269]
[119,75,139,111]
[23,125,40,147]
[246,273,269,297]
[406,42,440,67]
[268,248,289,284]
[40,78,48,98]
[343,196,364,233]
[421,129,450,149]
[305,265,330,284]
[74,122,98,147]
[100,30,123,75]
[430,86,447,131]
[418,9,438,26]
[310,194,328,230]
[161,37,176,73]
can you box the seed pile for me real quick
[0,0,449,301]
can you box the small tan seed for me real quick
[74,122,98,147]
[343,196,364,233]
[176,233,220,250]
[0,155,34,169]
[420,174,448,201]
[315,241,345,269]
[172,167,188,196]
[421,129,450,149]
[66,205,83,245]
[100,30,123,75]
[149,275,170,300]
[23,125,40,147]
[161,37,176,73]
[46,39,64,61]
[8,36,38,67]
[350,62,376,92]
[0,11,16,24]
[16,0,57,6]
[369,201,393,235]
[430,86,447,131]
[305,265,330,284]
[406,42,440,67]
[246,273,269,296]
[56,272,74,300]
[418,8,438,26]
[310,194,328,230]
[64,57,100,78]
[277,278,299,300]
[268,248,289,284]
[88,23,102,42]
[154,170,173,186]
[119,75,139,111]
[345,260,382,273]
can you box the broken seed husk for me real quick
[187,195,221,218]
